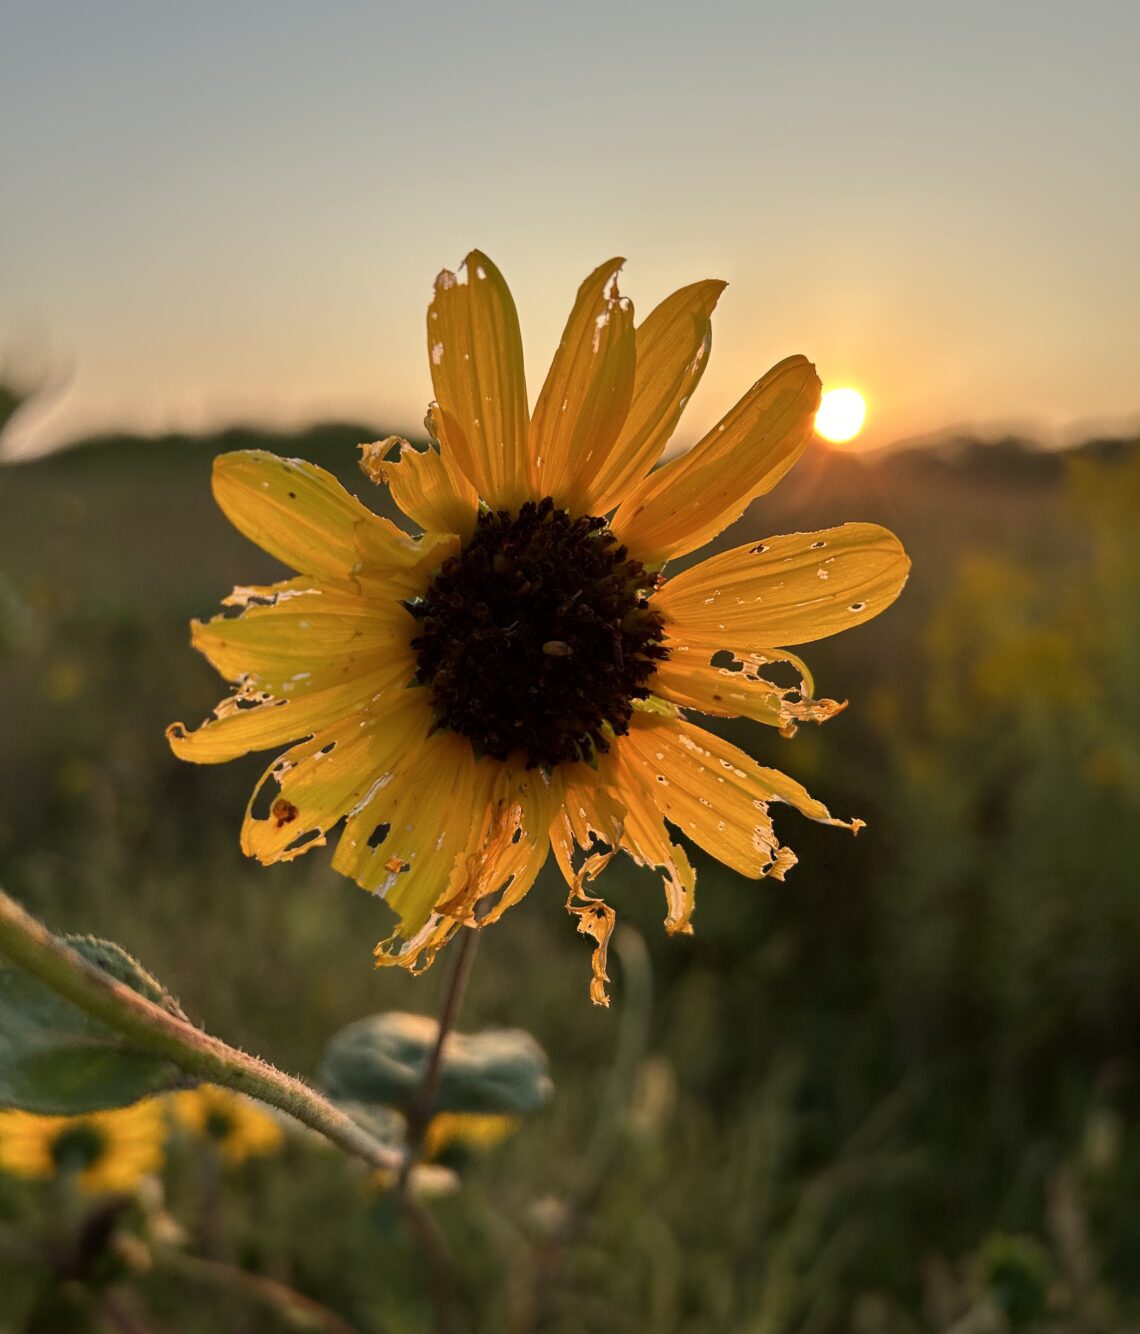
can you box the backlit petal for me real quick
[212,451,422,583]
[531,258,635,512]
[370,759,559,961]
[167,655,414,764]
[612,356,821,565]
[654,523,911,647]
[241,689,429,865]
[359,436,478,539]
[466,762,560,925]
[561,876,617,1008]
[332,723,483,932]
[652,647,845,730]
[427,251,531,512]
[622,708,858,879]
[352,519,457,599]
[608,745,696,935]
[558,754,626,857]
[586,279,725,516]
[190,584,414,694]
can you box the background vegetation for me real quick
[1,422,1138,1332]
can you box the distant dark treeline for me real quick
[6,419,1138,479]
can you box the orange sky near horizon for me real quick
[2,2,1137,460]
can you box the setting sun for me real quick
[815,388,867,444]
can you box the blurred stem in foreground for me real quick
[0,888,406,1177]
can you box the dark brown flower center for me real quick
[51,1123,106,1173]
[408,498,667,768]
[205,1109,236,1141]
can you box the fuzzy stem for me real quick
[0,887,407,1176]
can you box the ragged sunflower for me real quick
[168,252,910,1003]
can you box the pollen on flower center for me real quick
[408,497,668,768]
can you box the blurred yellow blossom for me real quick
[423,1111,518,1160]
[0,1100,166,1194]
[167,1085,283,1163]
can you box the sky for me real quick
[1,0,1138,459]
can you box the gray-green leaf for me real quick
[0,934,187,1114]
[319,1012,553,1116]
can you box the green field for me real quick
[1,425,1138,1332]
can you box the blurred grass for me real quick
[1,425,1138,1331]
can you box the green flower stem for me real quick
[401,923,481,1179]
[0,888,406,1175]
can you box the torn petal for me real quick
[564,883,617,1008]
[653,643,846,730]
[359,436,478,540]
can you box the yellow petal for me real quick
[550,752,691,1005]
[654,523,911,647]
[167,656,413,764]
[550,806,618,1006]
[608,753,697,936]
[241,688,429,865]
[530,258,636,512]
[427,252,531,512]
[585,278,726,516]
[548,758,625,994]
[370,759,559,966]
[465,762,560,926]
[352,518,458,600]
[373,912,463,978]
[558,753,625,857]
[360,437,478,540]
[333,726,484,934]
[652,647,845,730]
[212,451,422,583]
[612,356,821,565]
[622,708,858,879]
[562,878,616,1008]
[190,584,414,694]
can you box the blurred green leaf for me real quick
[0,934,186,1114]
[319,1012,552,1116]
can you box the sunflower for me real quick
[169,252,909,1003]
[167,1086,283,1164]
[0,1100,166,1194]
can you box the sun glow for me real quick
[815,388,867,444]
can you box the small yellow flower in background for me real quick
[167,1086,283,1164]
[423,1111,518,1161]
[0,1100,166,1194]
[169,252,910,1003]
[369,1114,514,1197]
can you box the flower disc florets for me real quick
[409,497,667,768]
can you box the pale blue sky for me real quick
[2,0,1137,457]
